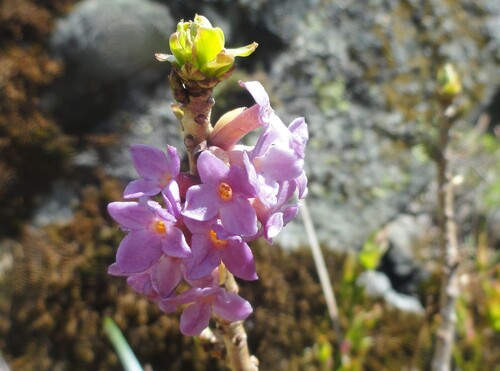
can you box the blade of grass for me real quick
[103,316,143,371]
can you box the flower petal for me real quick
[127,273,158,299]
[116,229,162,273]
[130,144,170,180]
[108,202,153,230]
[239,80,271,120]
[228,162,257,198]
[220,196,257,237]
[209,105,263,150]
[162,227,192,258]
[265,212,284,240]
[152,256,184,297]
[186,234,221,280]
[254,146,303,181]
[213,290,253,322]
[180,302,212,336]
[222,240,258,281]
[197,150,229,186]
[183,184,220,221]
[165,145,181,178]
[124,179,161,199]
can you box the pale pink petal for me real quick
[209,104,263,150]
[265,212,284,240]
[239,80,271,119]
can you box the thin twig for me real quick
[300,199,343,342]
[431,102,461,371]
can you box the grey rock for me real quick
[357,270,424,314]
[357,270,392,297]
[32,181,79,227]
[51,0,172,83]
[378,215,430,294]
[47,0,173,131]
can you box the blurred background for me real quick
[0,0,498,369]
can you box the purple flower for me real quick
[124,144,180,199]
[159,287,253,336]
[108,200,191,274]
[254,180,299,243]
[123,257,185,301]
[182,150,258,237]
[186,220,258,281]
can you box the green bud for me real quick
[437,63,462,100]
[156,15,258,87]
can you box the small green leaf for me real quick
[359,232,387,270]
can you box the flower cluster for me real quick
[108,81,308,336]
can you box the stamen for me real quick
[218,182,233,201]
[154,221,167,234]
[209,229,228,248]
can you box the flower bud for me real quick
[156,15,258,87]
[436,63,462,100]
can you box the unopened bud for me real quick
[437,63,462,100]
[156,15,258,87]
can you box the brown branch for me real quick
[431,103,461,371]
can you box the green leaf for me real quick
[195,26,225,67]
[226,42,259,58]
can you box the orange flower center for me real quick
[154,220,167,234]
[209,229,228,249]
[218,182,233,201]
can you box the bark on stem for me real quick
[170,71,214,175]
[431,104,460,371]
